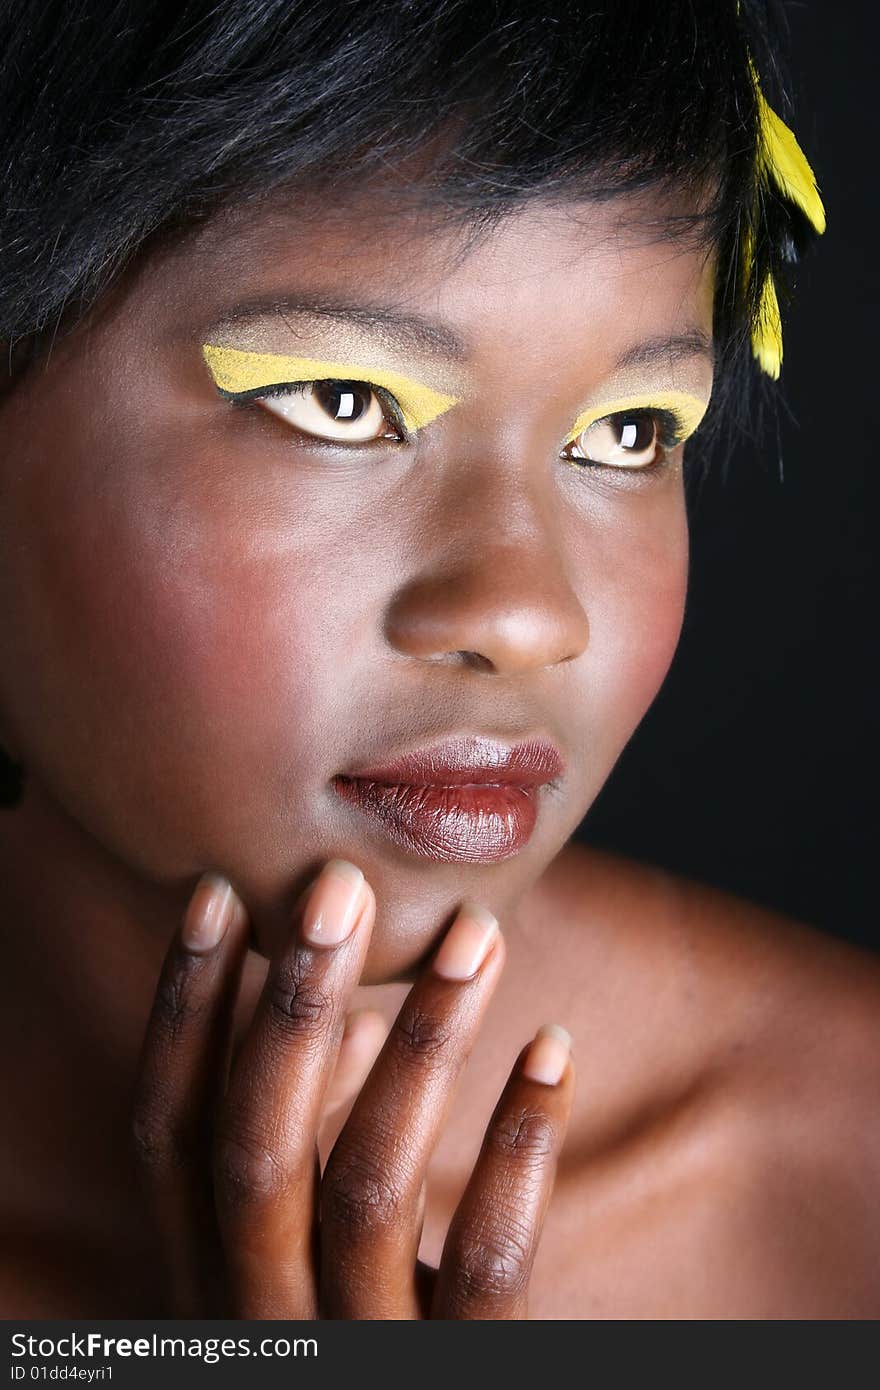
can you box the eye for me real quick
[562,409,683,470]
[255,379,405,443]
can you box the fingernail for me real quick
[182,873,242,953]
[301,859,365,947]
[432,902,499,981]
[522,1023,572,1086]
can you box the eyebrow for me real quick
[206,296,713,375]
[612,329,714,372]
[206,294,468,361]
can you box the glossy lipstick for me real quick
[331,736,563,863]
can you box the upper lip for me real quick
[334,735,565,787]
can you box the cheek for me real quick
[576,492,689,788]
[609,543,688,713]
[0,417,358,879]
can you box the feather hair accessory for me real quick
[747,60,826,379]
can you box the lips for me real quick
[331,735,563,863]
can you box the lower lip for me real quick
[331,778,541,863]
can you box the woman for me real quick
[0,0,877,1319]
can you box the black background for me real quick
[576,2,878,950]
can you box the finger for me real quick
[432,1024,575,1320]
[319,905,506,1319]
[212,859,374,1319]
[130,873,251,1316]
[323,1008,388,1120]
[317,1008,389,1167]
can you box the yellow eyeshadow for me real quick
[566,391,710,446]
[202,344,459,433]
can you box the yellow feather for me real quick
[751,270,783,380]
[745,61,826,377]
[753,72,827,235]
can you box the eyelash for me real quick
[563,407,687,473]
[225,379,410,440]
[223,381,688,471]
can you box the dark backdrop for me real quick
[576,2,878,950]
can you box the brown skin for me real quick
[0,188,878,1317]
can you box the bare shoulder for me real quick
[540,838,880,1054]
[535,838,880,1019]
[521,842,880,1317]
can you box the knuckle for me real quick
[488,1106,558,1167]
[321,1146,409,1239]
[213,1130,289,1210]
[265,957,332,1042]
[389,1001,454,1068]
[151,955,206,1042]
[449,1220,532,1302]
[130,1099,187,1174]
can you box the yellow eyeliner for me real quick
[566,391,710,446]
[202,344,459,433]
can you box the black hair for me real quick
[0,0,823,804]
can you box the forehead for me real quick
[155,182,714,323]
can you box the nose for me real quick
[383,470,590,676]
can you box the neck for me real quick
[1,778,192,1057]
[0,777,266,1239]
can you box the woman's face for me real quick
[0,187,714,982]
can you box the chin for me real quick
[241,847,537,984]
[232,791,580,979]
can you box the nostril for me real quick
[457,651,494,672]
[418,650,493,669]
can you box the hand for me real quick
[130,860,575,1318]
